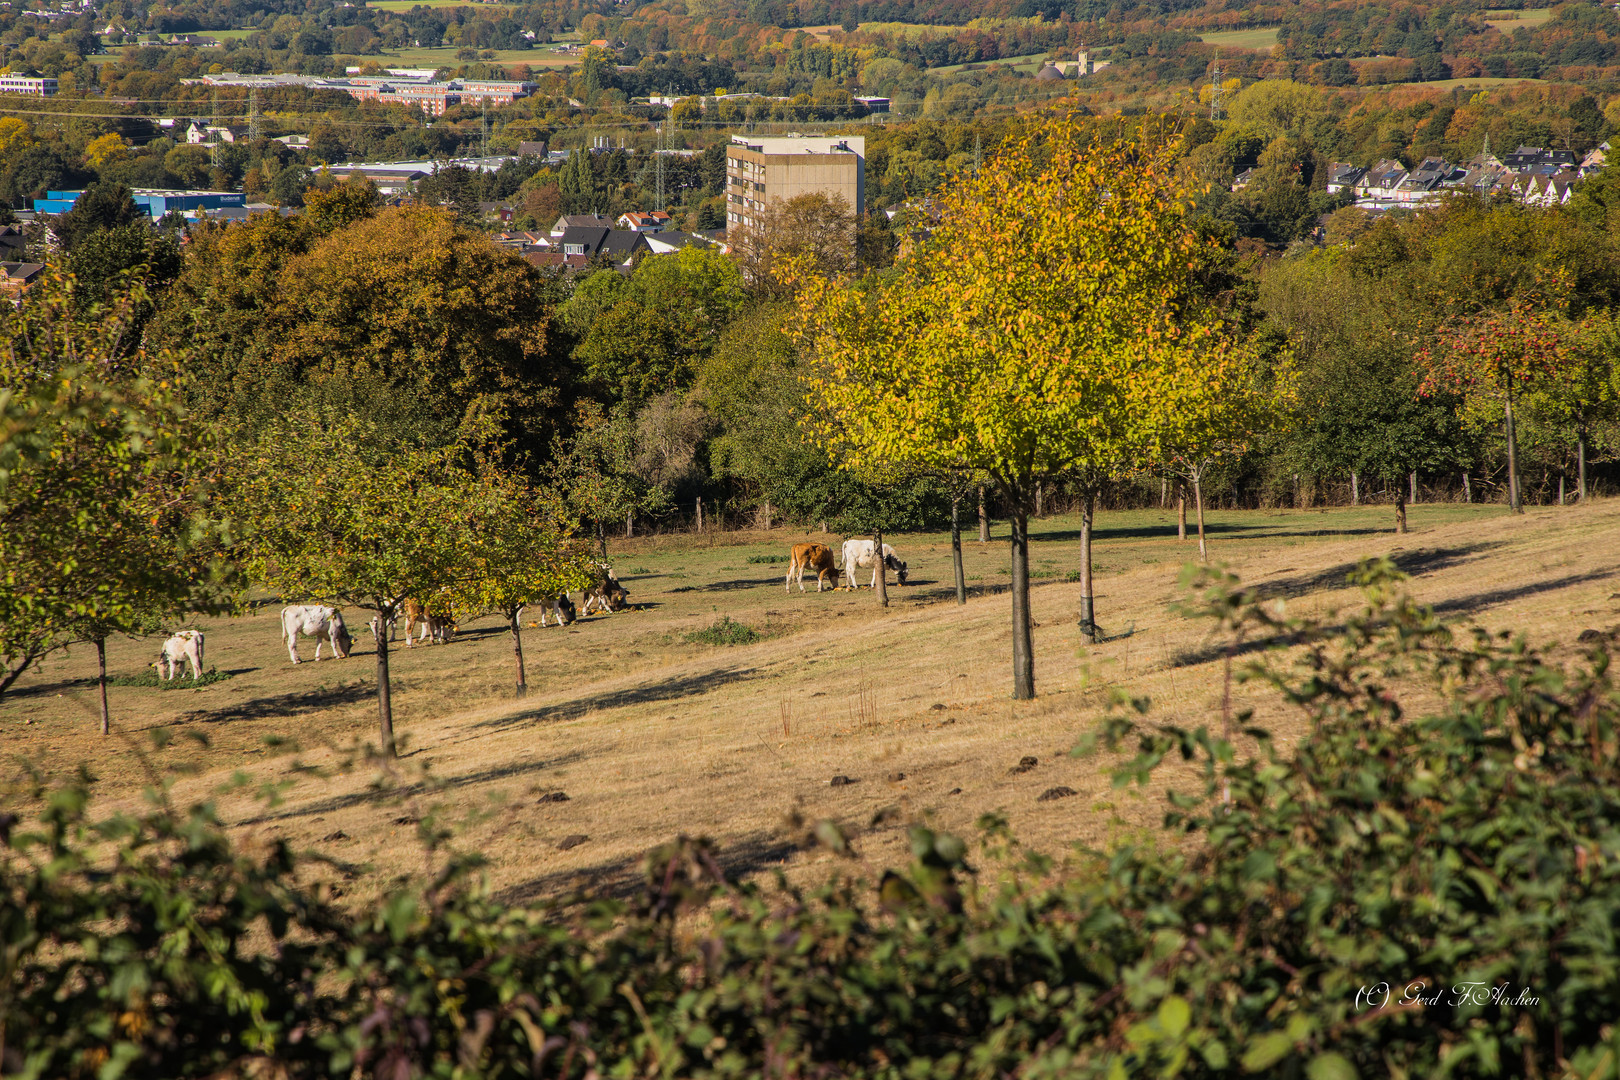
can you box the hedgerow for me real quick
[4,560,1619,1078]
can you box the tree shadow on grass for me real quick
[670,577,781,593]
[1432,567,1619,618]
[1031,521,1399,545]
[176,682,376,724]
[1256,544,1508,600]
[495,830,804,905]
[472,665,761,735]
[233,750,591,827]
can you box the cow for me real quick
[401,598,455,646]
[281,606,352,664]
[581,566,629,615]
[525,593,577,627]
[156,629,205,681]
[786,543,841,593]
[840,539,908,590]
[368,614,397,644]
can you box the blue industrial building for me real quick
[32,189,247,217]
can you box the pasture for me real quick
[1197,27,1280,50]
[1485,7,1554,32]
[4,499,1617,907]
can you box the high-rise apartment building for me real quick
[724,135,865,231]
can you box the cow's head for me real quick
[827,566,842,588]
[332,613,354,658]
[557,595,578,624]
[886,554,908,585]
[608,583,629,611]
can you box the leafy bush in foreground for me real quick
[3,560,1620,1078]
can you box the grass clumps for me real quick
[107,668,235,689]
[746,553,788,564]
[684,617,762,646]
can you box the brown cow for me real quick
[402,597,455,646]
[786,543,841,593]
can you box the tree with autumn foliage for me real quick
[448,472,597,698]
[793,113,1238,700]
[1418,300,1572,514]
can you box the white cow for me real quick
[281,605,353,664]
[368,614,396,644]
[840,539,908,590]
[156,630,205,680]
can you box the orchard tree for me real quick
[450,472,596,697]
[795,114,1231,699]
[0,274,221,731]
[1532,313,1620,500]
[232,414,487,758]
[1418,299,1570,513]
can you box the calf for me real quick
[526,593,577,626]
[156,629,205,681]
[839,539,908,590]
[786,543,840,593]
[401,598,456,646]
[581,567,629,615]
[281,605,352,664]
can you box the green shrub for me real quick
[745,553,787,564]
[683,616,762,645]
[4,560,1619,1078]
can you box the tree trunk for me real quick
[1351,472,1359,506]
[1395,486,1408,534]
[509,610,527,698]
[1463,471,1471,503]
[1410,471,1418,505]
[1079,490,1097,643]
[872,528,888,608]
[1505,396,1522,513]
[625,509,633,538]
[1160,476,1167,509]
[950,495,966,606]
[376,631,396,758]
[1177,485,1188,541]
[96,636,109,737]
[1034,480,1044,517]
[1193,474,1208,562]
[1009,508,1034,700]
[597,520,607,561]
[696,496,703,532]
[1578,427,1588,501]
[978,486,989,543]
[1559,473,1566,506]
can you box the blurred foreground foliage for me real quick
[4,561,1620,1078]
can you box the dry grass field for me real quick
[1197,27,1280,51]
[4,498,1618,906]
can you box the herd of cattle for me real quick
[151,542,910,678]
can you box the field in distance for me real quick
[4,499,1617,907]
[1197,27,1280,50]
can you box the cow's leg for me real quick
[314,634,325,661]
[287,634,301,664]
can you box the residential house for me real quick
[617,210,671,233]
[551,213,614,235]
[645,230,719,254]
[518,141,548,157]
[1581,142,1609,175]
[0,262,46,301]
[1324,162,1366,194]
[555,226,650,261]
[478,201,515,223]
[1503,145,1578,173]
[0,224,28,260]
[185,122,246,145]
[524,250,592,273]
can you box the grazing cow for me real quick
[401,598,455,646]
[526,593,577,626]
[581,567,629,615]
[156,629,205,681]
[281,606,352,664]
[368,614,397,644]
[840,539,908,589]
[786,543,841,593]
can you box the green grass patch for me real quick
[746,553,788,564]
[1198,27,1280,50]
[684,617,762,646]
[107,668,235,689]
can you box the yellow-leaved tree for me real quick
[793,112,1236,699]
